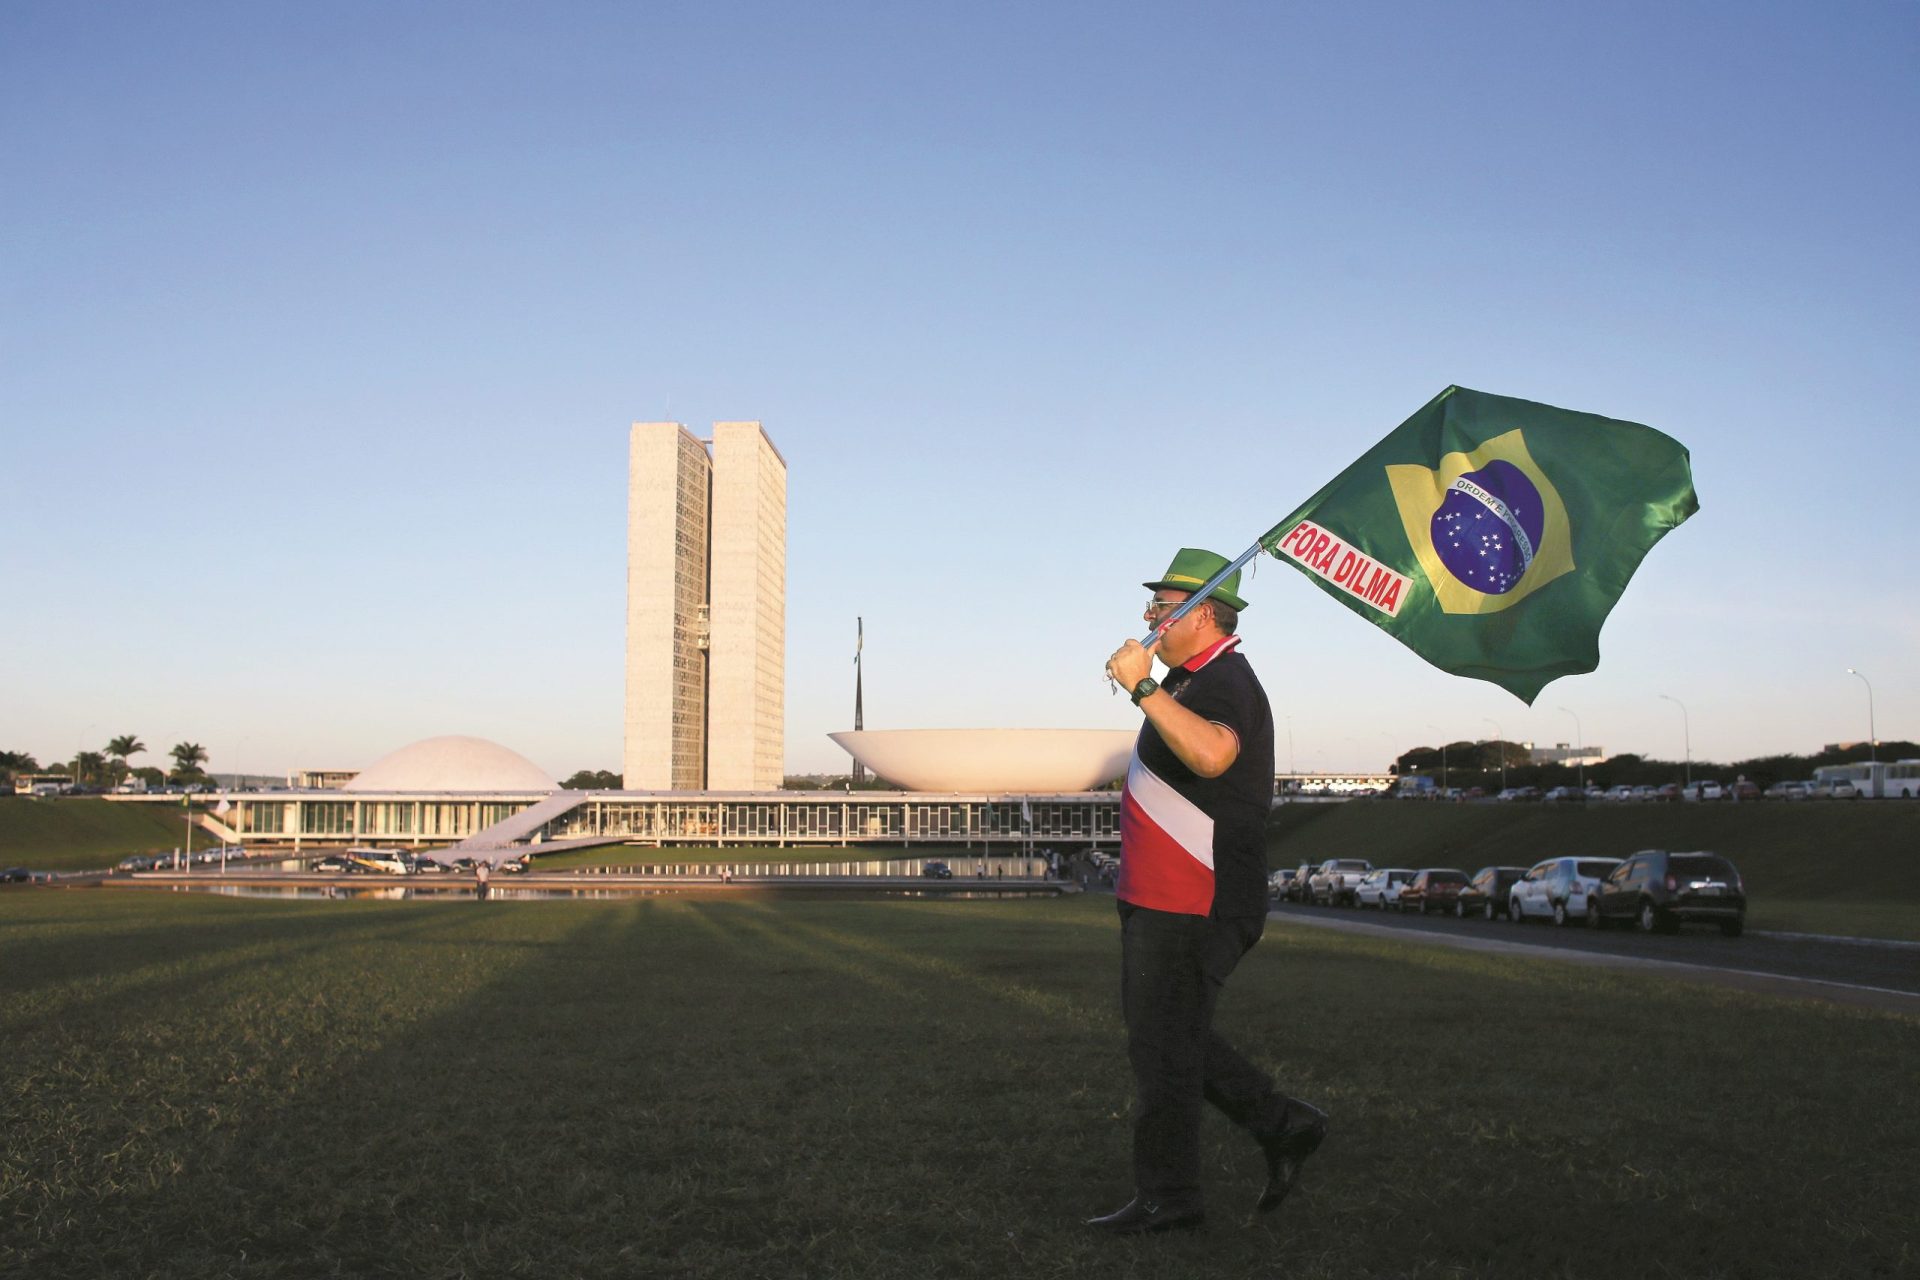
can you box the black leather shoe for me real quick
[1256,1101,1329,1214]
[1086,1196,1206,1235]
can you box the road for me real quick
[1267,900,1920,1015]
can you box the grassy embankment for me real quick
[3,893,1916,1279]
[0,797,206,872]
[11,796,1917,938]
[1265,799,1920,940]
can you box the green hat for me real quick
[1144,547,1248,611]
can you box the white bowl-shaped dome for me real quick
[343,735,557,793]
[828,729,1135,792]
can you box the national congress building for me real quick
[171,416,1125,857]
[624,420,786,792]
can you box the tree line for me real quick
[1,736,211,790]
[1391,738,1920,792]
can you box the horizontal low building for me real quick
[217,788,1120,852]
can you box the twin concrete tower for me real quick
[623,421,787,791]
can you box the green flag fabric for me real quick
[1260,386,1698,703]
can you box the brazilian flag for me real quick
[1262,386,1697,702]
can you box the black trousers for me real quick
[1118,902,1291,1206]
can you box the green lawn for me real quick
[0,797,206,871]
[3,892,1914,1279]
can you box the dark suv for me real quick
[1589,850,1746,936]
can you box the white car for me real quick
[1509,856,1623,925]
[1602,785,1633,802]
[1354,868,1414,909]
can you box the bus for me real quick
[1878,761,1920,799]
[1814,761,1920,799]
[12,773,76,797]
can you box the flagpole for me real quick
[1138,538,1269,648]
[852,617,866,785]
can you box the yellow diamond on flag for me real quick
[1385,429,1575,615]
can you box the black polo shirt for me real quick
[1118,636,1276,919]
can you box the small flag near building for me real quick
[1261,386,1697,702]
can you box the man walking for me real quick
[1091,548,1327,1235]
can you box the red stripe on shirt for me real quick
[1117,755,1217,915]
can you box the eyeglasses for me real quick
[1144,598,1191,618]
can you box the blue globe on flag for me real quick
[1430,460,1544,595]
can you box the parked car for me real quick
[1603,785,1633,802]
[1510,856,1623,925]
[1268,868,1297,898]
[1,867,31,884]
[923,860,954,879]
[1543,786,1583,803]
[1285,862,1315,902]
[1764,780,1806,800]
[1398,868,1469,914]
[1354,868,1414,909]
[1729,780,1761,802]
[1589,849,1746,936]
[1308,858,1374,906]
[1456,865,1528,919]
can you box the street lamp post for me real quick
[1846,668,1877,763]
[1483,717,1506,792]
[1426,723,1449,791]
[1557,705,1584,790]
[1659,694,1692,787]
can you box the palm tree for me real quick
[170,742,208,780]
[73,750,108,788]
[106,735,145,785]
[0,749,40,785]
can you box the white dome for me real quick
[828,729,1135,792]
[343,736,557,793]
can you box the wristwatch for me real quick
[1130,676,1160,706]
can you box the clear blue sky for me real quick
[4,2,1915,779]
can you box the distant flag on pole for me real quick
[1258,386,1697,703]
